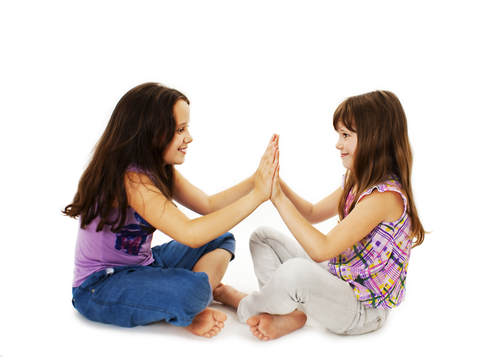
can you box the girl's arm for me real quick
[173,171,255,215]
[271,163,404,262]
[125,139,279,249]
[174,134,279,215]
[279,178,341,224]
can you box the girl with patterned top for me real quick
[214,90,426,340]
[63,82,279,338]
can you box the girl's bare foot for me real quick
[183,308,227,338]
[246,311,307,341]
[213,283,248,309]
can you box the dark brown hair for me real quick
[333,90,425,247]
[62,82,189,232]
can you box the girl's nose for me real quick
[336,140,343,150]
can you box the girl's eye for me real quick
[343,133,349,138]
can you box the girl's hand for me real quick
[253,134,279,202]
[270,150,283,203]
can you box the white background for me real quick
[1,1,498,356]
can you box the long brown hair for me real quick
[333,90,425,247]
[63,82,189,232]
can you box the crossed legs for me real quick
[214,226,312,340]
[214,226,365,340]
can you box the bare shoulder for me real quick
[124,170,167,211]
[358,189,404,222]
[124,171,156,191]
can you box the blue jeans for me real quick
[72,232,235,328]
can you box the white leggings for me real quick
[237,226,390,335]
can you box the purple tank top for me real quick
[72,166,155,287]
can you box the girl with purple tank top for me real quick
[63,82,279,337]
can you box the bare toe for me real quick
[246,315,260,327]
[184,308,227,337]
[246,312,307,341]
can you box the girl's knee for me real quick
[249,225,286,247]
[250,225,272,242]
[210,232,236,259]
[213,231,235,244]
[273,258,314,286]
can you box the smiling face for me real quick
[163,99,193,165]
[335,123,357,171]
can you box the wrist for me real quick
[251,172,257,186]
[271,190,286,207]
[251,190,268,205]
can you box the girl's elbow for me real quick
[169,229,204,249]
[308,250,328,263]
[181,233,205,248]
[186,241,204,249]
[310,256,323,263]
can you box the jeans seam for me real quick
[89,297,179,313]
[89,287,210,313]
[343,315,381,335]
[298,287,360,314]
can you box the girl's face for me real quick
[163,100,193,165]
[335,123,357,171]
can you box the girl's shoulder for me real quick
[358,174,407,210]
[349,175,407,226]
[126,164,155,181]
[373,174,402,192]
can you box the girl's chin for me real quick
[164,160,184,166]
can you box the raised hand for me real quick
[253,134,279,202]
[270,149,282,203]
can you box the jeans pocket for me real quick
[90,268,115,296]
[74,268,115,306]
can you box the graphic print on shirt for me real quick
[115,212,152,255]
[328,175,411,309]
